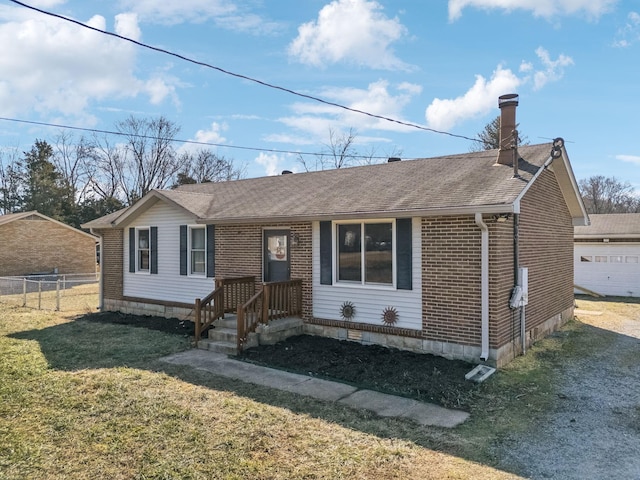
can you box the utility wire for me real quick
[0,116,394,159]
[8,0,481,144]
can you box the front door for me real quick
[264,230,290,282]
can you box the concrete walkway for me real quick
[160,349,469,428]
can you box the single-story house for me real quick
[83,95,588,367]
[0,211,97,277]
[574,213,640,297]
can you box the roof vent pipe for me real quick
[497,94,519,166]
[387,157,401,163]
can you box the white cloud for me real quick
[613,11,640,47]
[448,0,616,21]
[118,0,235,25]
[117,0,283,33]
[255,152,284,176]
[531,47,574,90]
[425,66,521,130]
[288,0,410,70]
[0,7,177,121]
[276,80,422,141]
[193,122,228,144]
[425,47,574,130]
[177,122,228,156]
[616,154,640,165]
[114,12,141,41]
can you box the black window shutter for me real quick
[129,228,135,273]
[206,224,215,278]
[150,226,158,274]
[319,221,332,285]
[179,225,187,276]
[396,218,412,290]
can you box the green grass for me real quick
[1,299,637,479]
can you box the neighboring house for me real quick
[574,213,640,297]
[0,211,97,276]
[83,95,588,367]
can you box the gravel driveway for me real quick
[495,300,640,479]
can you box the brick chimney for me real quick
[496,93,519,166]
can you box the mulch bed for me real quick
[238,335,481,410]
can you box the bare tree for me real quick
[174,149,244,186]
[579,175,640,214]
[89,134,126,202]
[115,115,182,203]
[298,128,359,171]
[52,131,95,206]
[355,144,403,166]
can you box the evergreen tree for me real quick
[20,140,74,221]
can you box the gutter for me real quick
[475,213,490,361]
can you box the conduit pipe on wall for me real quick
[475,213,490,361]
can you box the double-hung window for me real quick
[137,228,150,272]
[337,221,393,285]
[190,226,206,275]
[180,224,214,277]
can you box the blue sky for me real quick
[0,0,639,190]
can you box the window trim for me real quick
[136,226,151,274]
[188,225,207,277]
[333,219,396,288]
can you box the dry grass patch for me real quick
[0,304,521,479]
[6,297,634,479]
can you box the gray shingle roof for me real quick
[84,142,578,228]
[170,143,553,222]
[575,213,640,237]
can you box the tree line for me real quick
[0,116,243,228]
[1,114,636,230]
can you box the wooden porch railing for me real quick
[237,279,303,352]
[194,276,255,341]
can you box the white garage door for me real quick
[574,244,640,297]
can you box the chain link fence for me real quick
[0,273,99,312]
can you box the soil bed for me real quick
[83,311,197,337]
[84,312,481,410]
[238,335,480,410]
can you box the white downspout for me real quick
[475,213,489,361]
[90,228,103,311]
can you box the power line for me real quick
[8,0,481,144]
[0,116,393,159]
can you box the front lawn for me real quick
[3,299,630,479]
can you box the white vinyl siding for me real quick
[124,203,213,303]
[575,243,640,297]
[312,218,422,330]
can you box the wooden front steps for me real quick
[197,314,304,355]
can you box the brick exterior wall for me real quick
[422,215,482,346]
[488,219,518,349]
[0,217,96,276]
[420,171,574,362]
[212,222,314,318]
[96,228,123,301]
[518,169,574,336]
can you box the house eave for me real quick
[194,204,516,225]
[111,190,199,227]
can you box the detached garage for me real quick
[574,213,640,297]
